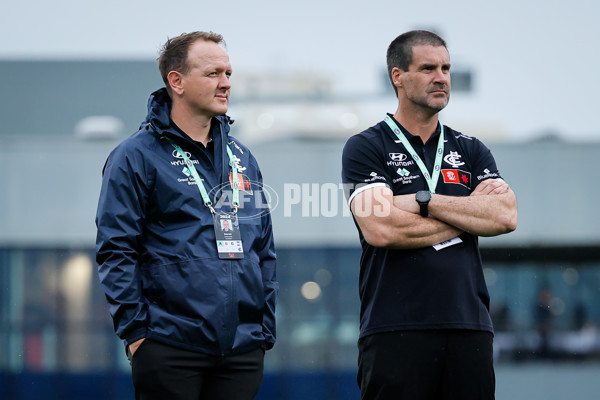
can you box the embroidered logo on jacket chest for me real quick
[170,150,202,186]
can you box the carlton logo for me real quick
[443,151,465,168]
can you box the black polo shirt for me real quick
[342,114,502,339]
[171,120,215,164]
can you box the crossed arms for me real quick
[350,179,518,249]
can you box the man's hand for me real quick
[426,179,517,236]
[129,338,146,356]
[471,178,509,196]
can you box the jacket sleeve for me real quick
[95,143,150,346]
[256,167,278,349]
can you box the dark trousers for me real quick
[130,340,265,400]
[357,330,495,400]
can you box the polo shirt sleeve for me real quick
[342,133,391,207]
[470,138,504,187]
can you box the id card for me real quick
[214,212,244,259]
[432,236,463,251]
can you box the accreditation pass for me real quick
[214,212,244,259]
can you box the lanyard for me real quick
[383,115,445,194]
[164,137,240,213]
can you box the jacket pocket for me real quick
[143,257,228,317]
[231,258,265,325]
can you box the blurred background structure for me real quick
[1,1,600,399]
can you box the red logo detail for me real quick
[443,169,460,183]
[229,173,253,193]
[442,169,471,189]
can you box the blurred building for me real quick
[1,60,600,400]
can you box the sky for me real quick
[2,0,599,142]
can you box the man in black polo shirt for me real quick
[341,30,518,400]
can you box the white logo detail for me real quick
[231,155,247,173]
[446,171,456,181]
[443,151,465,168]
[365,171,386,182]
[229,140,245,155]
[477,169,499,180]
[389,153,408,162]
[172,149,192,159]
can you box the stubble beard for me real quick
[411,95,449,118]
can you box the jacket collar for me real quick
[143,87,232,141]
[144,87,233,187]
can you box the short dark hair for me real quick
[158,31,226,95]
[386,30,447,94]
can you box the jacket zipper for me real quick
[151,120,238,355]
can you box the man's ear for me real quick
[391,67,404,89]
[167,71,184,96]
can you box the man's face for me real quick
[399,44,451,113]
[179,40,232,117]
[223,220,230,230]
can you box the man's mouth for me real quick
[429,87,447,94]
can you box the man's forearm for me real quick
[386,211,463,249]
[428,189,517,236]
[393,181,517,237]
[354,189,462,249]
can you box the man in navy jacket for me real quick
[96,31,277,400]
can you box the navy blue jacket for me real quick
[96,88,277,356]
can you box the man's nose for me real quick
[433,68,449,84]
[219,74,231,88]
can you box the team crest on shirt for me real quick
[230,154,247,174]
[443,151,465,168]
